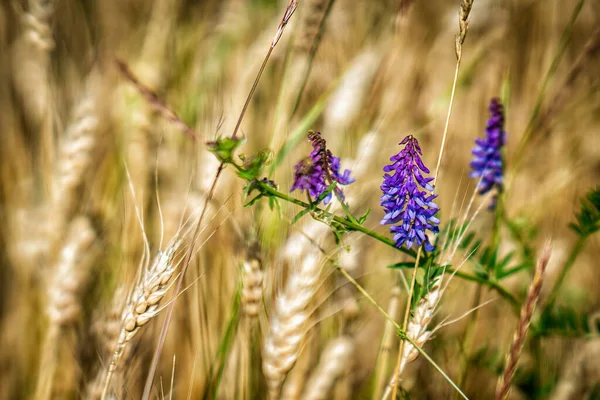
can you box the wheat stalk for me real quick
[301,337,354,400]
[263,251,322,399]
[496,242,552,400]
[35,216,97,400]
[101,238,182,399]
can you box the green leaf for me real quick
[387,262,418,269]
[291,208,311,225]
[315,182,336,204]
[357,208,371,225]
[570,186,600,237]
[497,262,530,280]
[237,149,273,180]
[244,194,264,207]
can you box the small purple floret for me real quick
[380,135,439,251]
[470,98,506,209]
[291,131,354,204]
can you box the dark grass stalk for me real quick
[289,0,336,120]
[496,242,552,400]
[140,2,299,398]
[509,0,585,179]
[541,236,586,312]
[115,60,200,140]
[537,27,600,138]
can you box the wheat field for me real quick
[1,0,599,399]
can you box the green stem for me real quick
[256,180,416,258]
[447,268,520,314]
[543,236,586,311]
[254,179,520,311]
[335,267,468,400]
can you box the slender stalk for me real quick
[542,236,586,311]
[232,47,273,140]
[496,243,552,400]
[509,0,585,177]
[391,248,422,399]
[335,266,468,399]
[456,285,483,394]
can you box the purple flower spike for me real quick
[470,98,506,209]
[380,135,440,252]
[291,131,355,204]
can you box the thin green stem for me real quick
[254,179,520,310]
[255,180,416,258]
[335,266,468,399]
[456,285,484,395]
[542,236,586,311]
[447,267,519,313]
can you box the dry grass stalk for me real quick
[263,251,322,399]
[301,337,354,400]
[383,275,443,400]
[35,216,97,400]
[496,242,552,400]
[372,286,402,400]
[116,60,199,140]
[294,0,330,53]
[101,238,182,398]
[538,27,600,138]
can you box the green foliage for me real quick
[206,135,245,163]
[570,186,600,237]
[238,149,273,181]
[538,304,594,337]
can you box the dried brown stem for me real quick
[496,242,552,400]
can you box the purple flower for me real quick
[470,98,506,209]
[380,135,440,251]
[291,131,355,204]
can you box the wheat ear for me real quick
[101,239,182,399]
[53,89,99,222]
[382,275,442,400]
[35,216,97,400]
[496,242,552,400]
[301,337,354,400]
[263,251,322,399]
[241,253,264,319]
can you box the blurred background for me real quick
[1,0,599,398]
